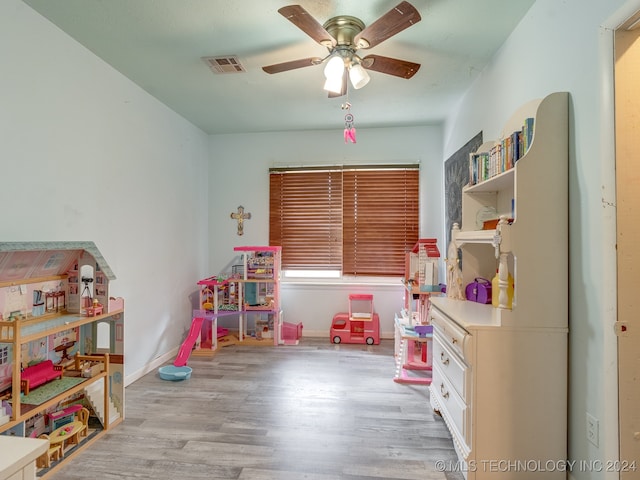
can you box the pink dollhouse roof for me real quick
[0,242,115,283]
[411,239,440,258]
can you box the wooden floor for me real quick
[47,338,464,480]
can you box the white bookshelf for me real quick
[430,92,569,478]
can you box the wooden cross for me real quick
[230,205,251,236]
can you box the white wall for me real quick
[208,126,444,337]
[0,0,211,383]
[443,0,640,477]
[8,0,637,473]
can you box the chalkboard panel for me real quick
[444,131,483,245]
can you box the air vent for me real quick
[202,56,246,74]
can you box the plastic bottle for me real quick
[506,273,514,309]
[491,270,499,307]
[492,270,515,309]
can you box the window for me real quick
[269,165,419,277]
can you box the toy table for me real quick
[84,303,103,317]
[45,291,66,313]
[49,420,83,457]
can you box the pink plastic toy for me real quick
[330,294,380,345]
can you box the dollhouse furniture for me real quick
[76,408,89,438]
[53,340,77,364]
[65,353,105,378]
[0,436,48,480]
[429,93,568,478]
[48,420,83,457]
[0,242,125,477]
[393,321,432,385]
[330,294,380,345]
[48,404,82,431]
[35,434,62,469]
[45,291,66,313]
[84,299,103,317]
[20,360,63,396]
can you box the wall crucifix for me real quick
[230,205,251,236]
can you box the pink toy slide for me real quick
[173,317,204,367]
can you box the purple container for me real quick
[413,325,433,337]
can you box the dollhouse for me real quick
[0,242,124,477]
[182,246,301,359]
[393,239,441,385]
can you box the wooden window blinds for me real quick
[269,166,419,276]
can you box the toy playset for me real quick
[392,239,443,386]
[163,246,302,375]
[393,321,433,385]
[330,294,380,345]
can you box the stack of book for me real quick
[469,117,534,186]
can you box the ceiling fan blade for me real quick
[354,1,421,49]
[278,5,337,47]
[361,54,420,79]
[327,70,348,98]
[262,57,323,74]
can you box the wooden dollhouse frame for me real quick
[0,242,124,477]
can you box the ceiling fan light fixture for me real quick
[323,55,345,80]
[349,63,370,89]
[262,3,423,98]
[323,75,344,94]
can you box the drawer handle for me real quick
[451,337,458,344]
[440,352,449,365]
[440,383,450,399]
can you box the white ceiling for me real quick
[23,0,535,135]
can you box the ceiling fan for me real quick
[262,2,422,97]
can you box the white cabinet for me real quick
[0,437,47,480]
[430,92,568,478]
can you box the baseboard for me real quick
[124,347,178,387]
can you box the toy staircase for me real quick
[83,381,120,427]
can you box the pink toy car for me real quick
[330,294,380,345]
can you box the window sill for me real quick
[281,276,401,287]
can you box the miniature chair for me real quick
[36,434,62,468]
[77,407,90,438]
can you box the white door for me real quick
[615,20,640,479]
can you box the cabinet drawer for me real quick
[432,363,470,455]
[430,306,470,360]
[433,333,468,401]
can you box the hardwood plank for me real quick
[44,338,463,480]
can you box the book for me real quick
[523,117,534,153]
